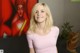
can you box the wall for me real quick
[39,0,80,32]
[39,0,64,29]
[64,0,80,32]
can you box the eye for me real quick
[41,10,44,13]
[21,7,23,10]
[35,10,38,13]
[35,11,38,13]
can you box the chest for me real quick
[15,20,24,29]
[32,32,57,49]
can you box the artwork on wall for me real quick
[0,0,38,38]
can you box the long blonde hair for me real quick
[28,3,53,32]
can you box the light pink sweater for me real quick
[27,26,59,53]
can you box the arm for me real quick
[30,48,35,53]
[26,32,35,53]
[55,26,59,53]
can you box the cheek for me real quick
[34,14,37,17]
[21,10,24,13]
[34,15,37,20]
[18,10,23,14]
[41,12,46,16]
[17,10,20,14]
[42,13,47,19]
[34,14,37,19]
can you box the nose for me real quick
[37,11,40,16]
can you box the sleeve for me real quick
[53,26,59,41]
[55,26,59,38]
[26,32,33,48]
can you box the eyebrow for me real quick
[36,8,44,11]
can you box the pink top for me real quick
[26,26,59,53]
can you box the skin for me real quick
[34,5,47,23]
[30,5,47,53]
[34,5,48,35]
[17,4,24,18]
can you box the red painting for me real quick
[0,0,38,38]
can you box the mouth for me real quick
[37,16,43,18]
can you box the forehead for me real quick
[35,5,45,10]
[17,4,23,8]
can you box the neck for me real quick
[18,16,24,21]
[36,21,45,30]
[35,21,46,35]
[35,21,50,35]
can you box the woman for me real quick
[12,0,29,36]
[26,3,59,53]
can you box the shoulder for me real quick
[26,31,34,38]
[51,26,59,31]
[51,26,59,34]
[51,26,60,38]
[12,14,18,24]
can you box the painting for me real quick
[0,0,38,38]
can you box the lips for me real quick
[37,16,43,18]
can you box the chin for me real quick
[19,15,23,17]
[37,20,44,23]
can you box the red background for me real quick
[0,0,38,37]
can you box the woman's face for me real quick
[17,4,24,17]
[34,5,47,23]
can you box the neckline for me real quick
[33,27,53,37]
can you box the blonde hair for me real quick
[28,3,53,32]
